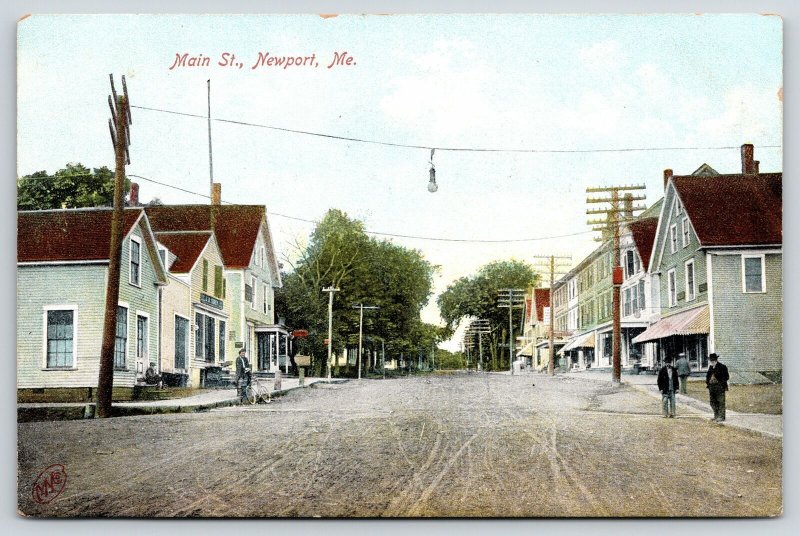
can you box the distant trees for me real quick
[437,260,539,371]
[275,209,440,377]
[17,163,131,210]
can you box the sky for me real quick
[17,14,783,349]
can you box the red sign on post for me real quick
[292,329,309,338]
[613,266,624,285]
[323,338,329,346]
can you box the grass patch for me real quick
[684,381,782,415]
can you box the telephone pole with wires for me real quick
[531,254,572,375]
[586,186,646,383]
[497,289,525,374]
[97,74,132,418]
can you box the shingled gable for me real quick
[144,205,280,280]
[628,217,659,270]
[155,231,213,274]
[672,173,782,247]
[17,207,167,281]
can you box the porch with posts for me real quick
[255,324,293,374]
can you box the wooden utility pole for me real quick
[322,286,339,380]
[467,319,490,371]
[97,74,132,418]
[586,186,646,383]
[353,304,379,380]
[497,289,525,374]
[532,255,571,375]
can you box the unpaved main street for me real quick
[18,373,782,517]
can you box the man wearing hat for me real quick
[675,352,691,394]
[657,356,680,418]
[706,353,729,422]
[235,348,252,402]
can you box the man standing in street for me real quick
[657,355,680,418]
[706,353,729,422]
[676,352,691,394]
[236,348,252,402]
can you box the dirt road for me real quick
[17,373,782,517]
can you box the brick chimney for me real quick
[663,169,673,190]
[129,182,139,206]
[741,143,756,174]
[211,182,222,205]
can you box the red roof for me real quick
[155,232,212,273]
[534,288,550,322]
[673,173,782,246]
[18,209,143,262]
[145,205,265,269]
[629,217,659,270]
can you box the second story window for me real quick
[202,260,209,291]
[667,269,677,307]
[214,265,224,298]
[685,259,696,301]
[130,237,141,286]
[250,275,257,309]
[742,255,766,293]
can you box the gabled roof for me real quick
[673,173,782,246]
[533,288,550,322]
[629,217,659,270]
[145,204,270,270]
[19,208,143,263]
[155,232,212,274]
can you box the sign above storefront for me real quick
[200,293,223,310]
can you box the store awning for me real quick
[632,305,709,344]
[516,339,536,357]
[557,332,595,355]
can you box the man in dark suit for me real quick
[657,355,680,418]
[706,353,729,422]
[236,348,252,401]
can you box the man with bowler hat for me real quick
[706,353,729,422]
[657,355,680,418]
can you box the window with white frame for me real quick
[260,246,266,269]
[45,308,76,368]
[685,259,696,301]
[263,282,268,314]
[742,255,766,293]
[667,269,677,307]
[669,225,678,254]
[637,280,646,313]
[681,218,690,248]
[129,237,141,286]
[250,275,257,308]
[625,250,635,279]
[115,306,128,368]
[674,198,680,216]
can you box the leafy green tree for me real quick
[276,209,439,377]
[437,260,539,370]
[17,163,131,210]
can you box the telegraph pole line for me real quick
[322,286,340,380]
[466,319,490,372]
[497,289,525,374]
[352,304,379,380]
[97,74,132,419]
[532,254,571,376]
[587,186,646,383]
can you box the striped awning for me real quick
[632,305,709,344]
[557,331,596,355]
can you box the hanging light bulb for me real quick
[427,148,438,193]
